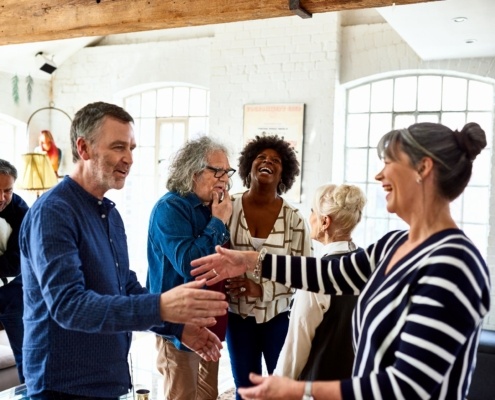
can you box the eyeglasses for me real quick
[204,165,236,178]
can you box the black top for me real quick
[298,250,360,381]
[0,193,29,278]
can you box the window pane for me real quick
[462,187,488,223]
[370,80,393,112]
[346,114,369,147]
[345,149,368,182]
[463,224,487,258]
[366,183,389,219]
[442,77,467,111]
[189,88,207,116]
[173,87,190,116]
[367,148,382,181]
[157,88,173,117]
[470,149,490,186]
[394,76,417,112]
[189,117,208,136]
[364,218,389,246]
[418,76,441,111]
[348,85,370,113]
[441,112,466,130]
[468,80,493,111]
[369,113,392,147]
[141,91,157,118]
[417,114,440,123]
[394,114,415,130]
[125,95,141,118]
[139,118,156,147]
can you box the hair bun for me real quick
[455,122,487,161]
[333,185,366,214]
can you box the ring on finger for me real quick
[212,268,219,276]
[240,286,246,293]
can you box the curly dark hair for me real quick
[238,134,300,194]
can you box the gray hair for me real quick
[167,136,229,196]
[0,159,17,180]
[377,122,486,201]
[313,184,366,237]
[70,102,134,162]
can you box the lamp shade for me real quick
[19,153,59,191]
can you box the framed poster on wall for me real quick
[243,103,305,203]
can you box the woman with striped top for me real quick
[192,122,491,400]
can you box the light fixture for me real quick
[35,52,57,74]
[19,153,59,198]
[453,17,468,23]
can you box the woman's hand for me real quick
[191,245,258,285]
[237,373,303,400]
[226,276,262,298]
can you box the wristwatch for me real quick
[302,381,314,400]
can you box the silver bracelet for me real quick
[253,247,267,280]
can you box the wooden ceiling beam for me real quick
[0,0,439,46]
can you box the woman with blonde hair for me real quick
[274,183,366,381]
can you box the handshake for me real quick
[158,279,228,362]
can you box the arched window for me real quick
[111,84,210,282]
[342,74,493,257]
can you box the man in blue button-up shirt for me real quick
[20,102,228,400]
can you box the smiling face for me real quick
[84,116,136,198]
[193,150,231,203]
[375,149,418,218]
[250,148,283,189]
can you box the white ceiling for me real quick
[378,0,495,60]
[0,0,493,80]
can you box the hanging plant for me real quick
[26,75,34,103]
[12,74,19,104]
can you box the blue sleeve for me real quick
[21,198,164,333]
[148,196,229,282]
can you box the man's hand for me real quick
[211,189,232,224]
[159,280,228,326]
[182,324,223,362]
[191,245,258,285]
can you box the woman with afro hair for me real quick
[224,134,312,399]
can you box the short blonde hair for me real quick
[312,184,366,237]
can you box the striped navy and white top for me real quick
[261,229,491,399]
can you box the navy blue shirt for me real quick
[0,193,28,278]
[20,176,181,398]
[146,191,229,349]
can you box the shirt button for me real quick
[101,214,106,218]
[110,238,113,243]
[98,201,102,205]
[116,263,119,267]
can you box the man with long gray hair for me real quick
[147,136,235,399]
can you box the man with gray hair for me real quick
[147,136,235,399]
[20,102,228,400]
[0,159,29,384]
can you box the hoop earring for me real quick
[278,181,287,193]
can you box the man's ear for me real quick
[77,137,91,161]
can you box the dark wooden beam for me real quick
[0,0,439,46]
